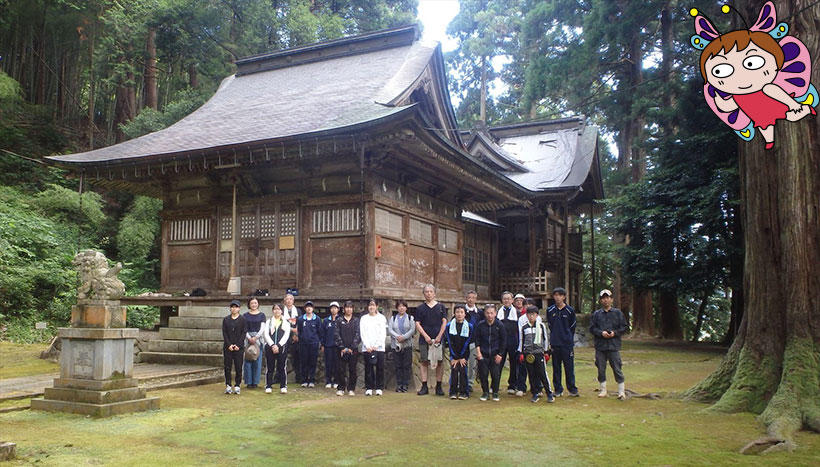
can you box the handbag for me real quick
[244,342,259,361]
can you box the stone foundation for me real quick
[31,302,159,417]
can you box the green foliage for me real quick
[0,186,81,326]
[120,89,208,139]
[0,70,21,104]
[125,305,159,329]
[117,196,162,263]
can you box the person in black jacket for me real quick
[590,289,628,400]
[475,304,506,401]
[546,287,578,397]
[222,299,246,395]
[334,301,361,396]
[445,305,473,400]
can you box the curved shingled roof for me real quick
[48,26,440,165]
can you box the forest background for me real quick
[0,0,742,344]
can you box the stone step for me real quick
[31,396,160,417]
[169,316,223,329]
[43,386,146,405]
[159,327,222,341]
[146,340,223,354]
[178,305,238,318]
[139,352,223,367]
[140,368,222,391]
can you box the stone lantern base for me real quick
[31,327,159,417]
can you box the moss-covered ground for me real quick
[2,340,819,465]
[0,341,58,379]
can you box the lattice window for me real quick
[477,250,489,284]
[409,218,432,245]
[170,218,211,241]
[463,247,475,282]
[240,215,256,239]
[312,207,360,234]
[438,228,458,251]
[280,210,297,236]
[220,217,232,240]
[260,213,276,239]
[375,208,403,238]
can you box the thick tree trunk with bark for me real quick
[685,0,820,451]
[144,27,158,110]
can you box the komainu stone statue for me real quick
[73,250,125,300]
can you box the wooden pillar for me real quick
[563,201,570,297]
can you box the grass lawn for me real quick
[2,340,819,466]
[0,341,58,379]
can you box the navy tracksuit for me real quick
[298,314,322,384]
[445,320,473,396]
[321,315,339,385]
[547,304,577,395]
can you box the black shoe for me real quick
[530,393,541,403]
[569,391,580,397]
[417,384,429,395]
[435,383,445,396]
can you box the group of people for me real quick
[222,285,628,402]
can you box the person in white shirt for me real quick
[360,298,387,396]
[262,304,291,394]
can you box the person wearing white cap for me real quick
[590,289,628,400]
[321,301,341,389]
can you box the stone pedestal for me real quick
[32,301,159,417]
[71,300,126,328]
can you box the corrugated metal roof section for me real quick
[461,210,503,228]
[49,40,436,165]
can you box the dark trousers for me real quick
[524,353,554,396]
[324,345,339,384]
[265,344,288,389]
[363,351,385,390]
[551,345,577,394]
[394,347,412,387]
[299,342,319,383]
[500,345,522,390]
[450,360,468,395]
[477,353,502,394]
[337,351,358,391]
[223,347,243,386]
[595,349,625,383]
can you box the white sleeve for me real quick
[262,320,274,346]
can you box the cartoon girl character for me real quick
[691,2,817,149]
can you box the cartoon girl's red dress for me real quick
[732,91,789,129]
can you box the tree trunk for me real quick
[685,0,820,450]
[479,55,487,124]
[114,71,137,143]
[87,26,95,149]
[691,292,708,342]
[144,27,158,110]
[188,62,198,88]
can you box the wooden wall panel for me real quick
[375,237,405,287]
[166,243,214,289]
[436,250,460,293]
[310,237,363,288]
[407,245,435,289]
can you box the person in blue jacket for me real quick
[321,301,341,389]
[446,304,473,400]
[546,287,578,397]
[297,301,322,387]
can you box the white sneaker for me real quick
[598,382,607,398]
[336,390,344,396]
[375,389,383,396]
[265,387,272,394]
[348,390,355,396]
[515,390,524,397]
[332,384,338,389]
[301,382,308,387]
[325,383,332,389]
[617,382,626,400]
[225,385,233,394]
[365,389,373,396]
[507,388,516,395]
[308,382,315,388]
[618,392,626,400]
[233,386,241,395]
[280,387,288,394]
